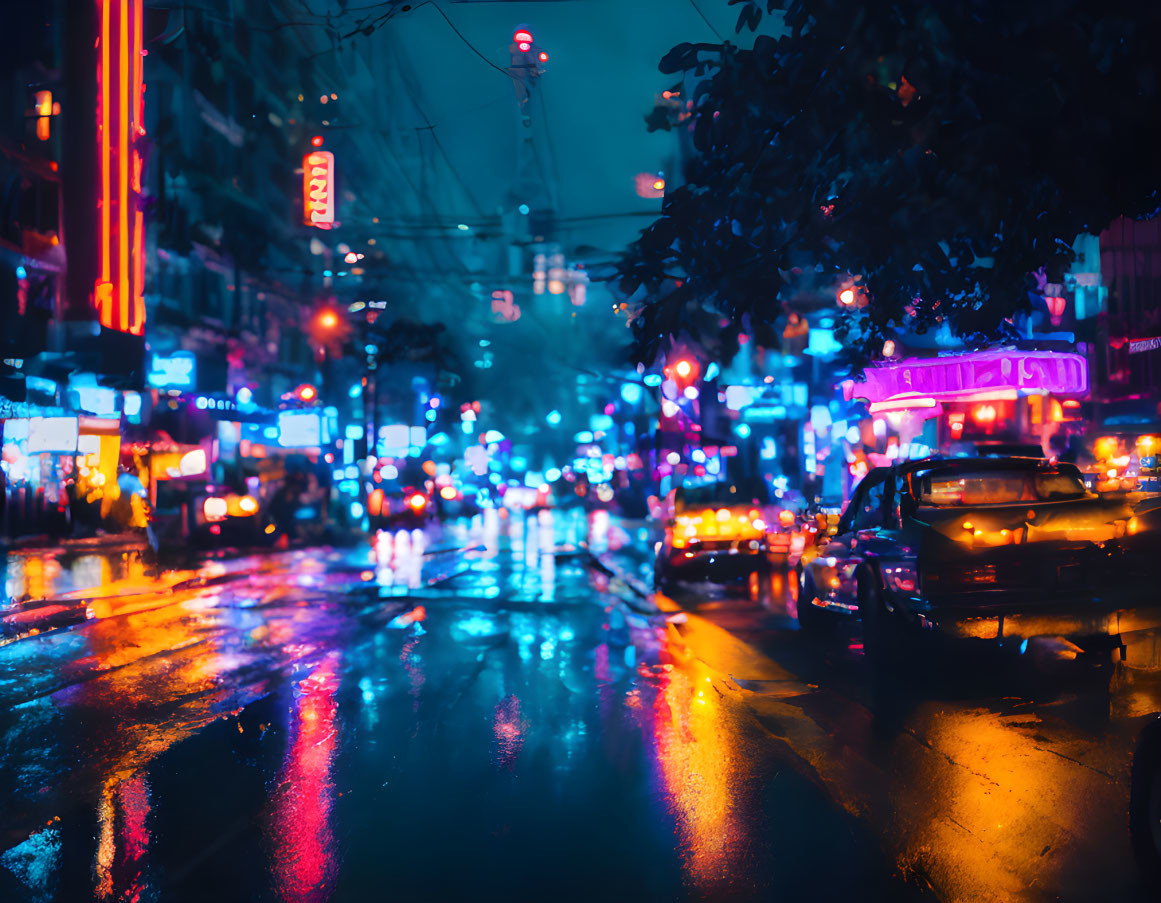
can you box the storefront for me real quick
[843,348,1090,461]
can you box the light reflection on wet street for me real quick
[1,513,1157,901]
[0,514,919,902]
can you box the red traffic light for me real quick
[666,358,699,384]
[295,383,318,403]
[310,135,324,147]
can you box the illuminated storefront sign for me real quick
[28,417,79,453]
[147,351,197,390]
[279,411,323,448]
[303,151,335,228]
[95,0,146,336]
[1129,336,1161,354]
[845,350,1088,405]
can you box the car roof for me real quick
[895,456,1078,477]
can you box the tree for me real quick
[617,0,1161,367]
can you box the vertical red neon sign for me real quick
[303,151,335,229]
[96,0,145,336]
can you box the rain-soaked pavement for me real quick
[0,512,1157,901]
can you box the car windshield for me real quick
[915,467,1087,506]
[676,480,769,512]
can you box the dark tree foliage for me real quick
[618,0,1161,366]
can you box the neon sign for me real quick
[95,0,146,336]
[147,351,196,390]
[303,151,335,229]
[845,350,1088,404]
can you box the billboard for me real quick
[28,417,79,453]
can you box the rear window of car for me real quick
[916,469,1086,506]
[676,480,769,512]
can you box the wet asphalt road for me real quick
[0,513,1157,901]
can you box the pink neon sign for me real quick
[844,350,1088,404]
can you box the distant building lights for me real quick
[457,223,470,231]
[344,251,358,264]
[546,410,562,426]
[236,386,253,405]
[518,204,530,215]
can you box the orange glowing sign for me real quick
[95,0,146,336]
[303,150,335,228]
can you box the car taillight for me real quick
[883,565,918,593]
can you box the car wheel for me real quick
[796,570,831,634]
[1131,720,1161,889]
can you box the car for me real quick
[797,456,1161,652]
[368,487,432,531]
[191,488,275,547]
[655,480,774,592]
[1131,714,1161,890]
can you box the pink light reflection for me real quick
[267,654,340,902]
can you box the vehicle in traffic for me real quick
[368,486,432,531]
[191,486,275,547]
[655,479,774,591]
[797,456,1161,655]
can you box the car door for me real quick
[807,468,892,605]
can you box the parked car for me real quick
[1131,714,1161,890]
[797,457,1161,653]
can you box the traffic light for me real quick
[295,383,318,403]
[664,357,700,387]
